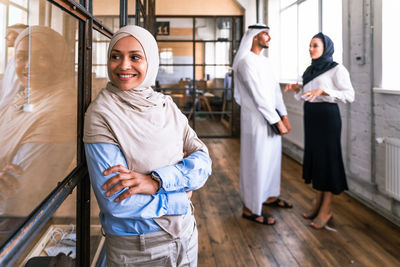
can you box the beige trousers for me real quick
[105,214,198,267]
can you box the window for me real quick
[159,48,173,74]
[268,0,342,82]
[381,0,400,90]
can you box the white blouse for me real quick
[295,64,355,103]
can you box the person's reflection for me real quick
[0,26,76,218]
[0,24,28,110]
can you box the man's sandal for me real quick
[242,213,276,225]
[263,198,293,208]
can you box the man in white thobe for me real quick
[233,24,292,225]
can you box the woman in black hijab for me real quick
[285,33,355,229]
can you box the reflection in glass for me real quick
[11,0,28,8]
[8,5,27,26]
[0,26,77,238]
[1,24,28,110]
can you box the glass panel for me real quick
[195,18,215,40]
[195,65,206,81]
[234,17,242,42]
[0,0,78,247]
[8,5,28,26]
[15,195,77,266]
[158,41,194,65]
[195,18,233,41]
[156,18,193,40]
[202,65,230,81]
[199,41,231,65]
[93,0,119,28]
[0,3,6,74]
[156,65,193,111]
[94,16,119,33]
[298,0,319,75]
[195,42,205,69]
[161,87,194,112]
[155,16,238,137]
[280,0,297,8]
[11,0,28,8]
[156,66,193,91]
[92,30,110,99]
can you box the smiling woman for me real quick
[108,36,148,90]
[83,25,212,266]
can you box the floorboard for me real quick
[193,138,400,267]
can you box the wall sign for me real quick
[156,22,170,36]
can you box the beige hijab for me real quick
[84,25,207,236]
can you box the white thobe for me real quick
[234,52,287,215]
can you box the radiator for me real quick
[384,138,400,200]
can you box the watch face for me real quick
[151,173,161,189]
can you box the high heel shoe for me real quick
[302,211,317,220]
[310,215,333,230]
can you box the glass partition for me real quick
[156,15,241,137]
[0,0,78,251]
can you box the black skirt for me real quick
[303,102,348,194]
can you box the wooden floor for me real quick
[194,138,400,267]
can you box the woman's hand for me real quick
[301,89,327,102]
[0,164,22,197]
[282,116,291,132]
[284,83,300,93]
[276,120,288,135]
[102,165,159,202]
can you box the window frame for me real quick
[373,0,400,94]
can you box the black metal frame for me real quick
[0,0,113,266]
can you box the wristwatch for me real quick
[150,172,162,191]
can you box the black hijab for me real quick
[302,32,338,86]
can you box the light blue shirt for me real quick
[85,143,211,235]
